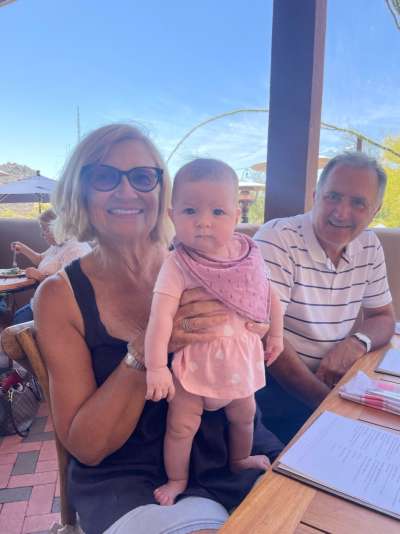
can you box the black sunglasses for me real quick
[81,164,163,193]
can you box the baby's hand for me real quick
[146,367,175,402]
[265,335,284,366]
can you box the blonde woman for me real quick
[34,123,282,534]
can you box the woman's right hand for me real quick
[10,241,25,253]
[168,288,229,353]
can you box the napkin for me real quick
[339,371,400,415]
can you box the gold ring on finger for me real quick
[182,318,192,332]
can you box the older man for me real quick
[254,152,395,443]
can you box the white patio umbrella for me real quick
[0,173,57,210]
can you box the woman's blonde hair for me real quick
[52,123,172,246]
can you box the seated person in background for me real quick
[254,152,395,444]
[11,208,91,324]
[145,158,283,506]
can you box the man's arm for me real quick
[316,303,395,387]
[265,287,284,365]
[269,337,330,409]
[358,303,395,350]
[254,223,330,405]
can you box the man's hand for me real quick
[268,338,331,409]
[25,267,45,282]
[146,367,175,402]
[315,337,366,388]
[265,334,284,366]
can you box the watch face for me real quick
[126,354,134,365]
[124,352,145,370]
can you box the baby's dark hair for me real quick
[172,158,238,205]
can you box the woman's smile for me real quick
[107,207,144,216]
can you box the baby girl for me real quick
[144,158,283,505]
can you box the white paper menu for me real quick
[376,348,400,377]
[275,411,400,519]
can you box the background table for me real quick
[0,276,36,316]
[0,275,36,294]
[220,335,400,534]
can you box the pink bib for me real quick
[174,233,270,323]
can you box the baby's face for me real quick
[170,175,240,256]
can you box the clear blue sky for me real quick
[1,0,399,179]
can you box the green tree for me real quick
[0,202,51,219]
[373,136,400,228]
[248,193,265,224]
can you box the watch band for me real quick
[352,332,372,353]
[124,351,146,371]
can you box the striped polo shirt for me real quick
[254,212,392,371]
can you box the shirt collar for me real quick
[302,212,328,265]
[302,211,364,267]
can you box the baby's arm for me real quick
[145,292,180,402]
[265,286,284,366]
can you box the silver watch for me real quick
[124,351,146,371]
[352,332,372,353]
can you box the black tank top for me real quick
[65,259,282,534]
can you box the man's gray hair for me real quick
[317,152,387,204]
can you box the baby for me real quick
[144,158,283,505]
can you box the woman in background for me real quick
[11,208,91,324]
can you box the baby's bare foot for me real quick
[154,479,187,506]
[230,454,270,473]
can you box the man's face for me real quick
[312,164,381,255]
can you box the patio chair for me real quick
[0,321,83,534]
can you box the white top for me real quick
[254,212,392,371]
[38,240,91,276]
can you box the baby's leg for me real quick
[225,395,270,473]
[155,379,203,506]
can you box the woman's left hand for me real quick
[25,267,45,282]
[168,288,271,353]
[169,288,228,353]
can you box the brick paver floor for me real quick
[0,401,60,534]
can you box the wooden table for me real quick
[0,276,36,315]
[0,276,36,294]
[220,335,400,534]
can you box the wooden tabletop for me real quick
[220,335,400,534]
[0,275,36,293]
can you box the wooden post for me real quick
[264,0,327,221]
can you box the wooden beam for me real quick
[265,0,327,221]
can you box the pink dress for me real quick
[154,233,271,400]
